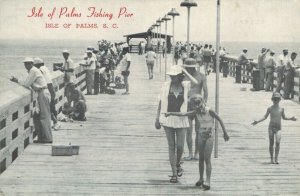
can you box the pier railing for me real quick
[0,64,86,174]
[225,55,300,101]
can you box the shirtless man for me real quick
[183,58,208,160]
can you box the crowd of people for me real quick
[237,48,299,99]
[8,38,299,190]
[79,40,132,95]
[8,39,132,144]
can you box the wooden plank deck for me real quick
[0,54,300,195]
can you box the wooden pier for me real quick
[0,54,300,195]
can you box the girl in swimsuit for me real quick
[166,94,229,190]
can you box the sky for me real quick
[0,0,300,42]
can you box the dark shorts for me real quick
[50,100,56,114]
[203,56,211,63]
[121,71,130,77]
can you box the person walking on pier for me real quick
[33,57,60,130]
[265,50,276,91]
[145,47,156,80]
[283,52,299,99]
[202,44,212,75]
[252,92,297,164]
[257,48,269,90]
[11,57,53,143]
[276,49,289,93]
[182,58,208,161]
[194,46,203,71]
[166,94,229,190]
[155,65,193,183]
[118,43,131,95]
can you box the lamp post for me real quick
[153,22,159,67]
[156,18,163,73]
[180,0,197,56]
[214,0,221,158]
[162,15,171,80]
[168,8,180,65]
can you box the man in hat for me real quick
[11,58,53,143]
[257,48,269,90]
[276,49,289,93]
[182,58,208,160]
[237,48,249,66]
[56,50,75,103]
[283,52,299,99]
[34,57,60,130]
[265,50,276,91]
[80,50,96,95]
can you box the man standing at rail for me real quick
[11,57,53,143]
[56,50,76,103]
[257,48,269,90]
[33,57,60,130]
[276,49,289,93]
[80,50,96,95]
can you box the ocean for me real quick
[0,39,299,79]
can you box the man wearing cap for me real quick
[34,57,60,130]
[265,50,276,91]
[238,48,249,66]
[283,52,298,99]
[80,50,96,95]
[11,58,53,143]
[56,50,76,103]
[276,49,289,93]
[257,48,269,90]
[183,58,208,160]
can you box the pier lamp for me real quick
[180,0,197,56]
[156,18,164,73]
[168,8,180,65]
[162,14,171,80]
[153,22,160,66]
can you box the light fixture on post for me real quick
[156,18,163,73]
[162,14,171,80]
[168,8,180,65]
[180,0,197,56]
[153,22,160,67]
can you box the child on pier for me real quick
[252,92,297,164]
[165,94,229,191]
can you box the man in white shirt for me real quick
[118,43,131,95]
[11,57,53,143]
[257,48,269,90]
[276,49,289,93]
[55,50,76,103]
[283,52,298,99]
[34,57,60,130]
[80,51,96,95]
[265,50,276,91]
